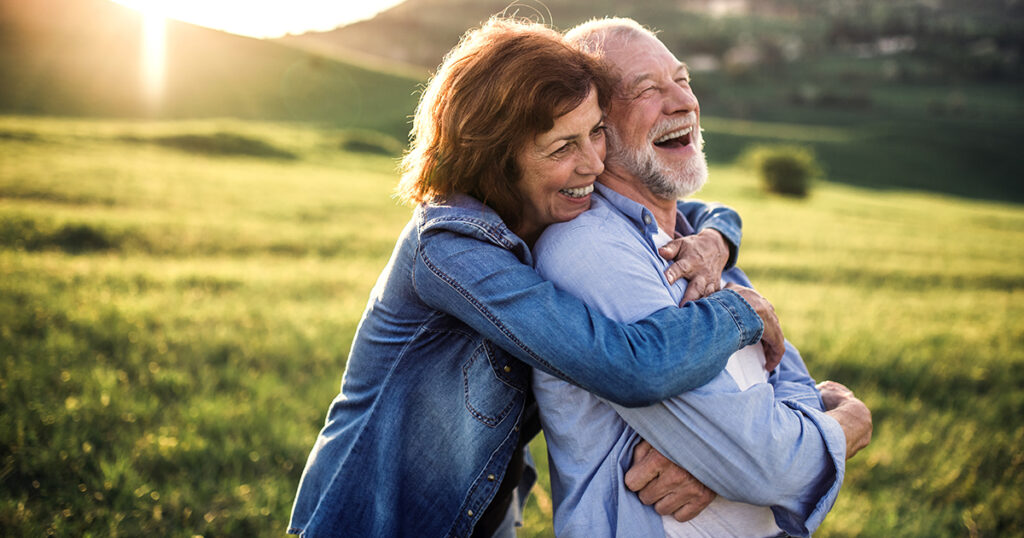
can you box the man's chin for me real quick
[661,156,708,199]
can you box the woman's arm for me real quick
[413,229,764,407]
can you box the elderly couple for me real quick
[288,15,872,538]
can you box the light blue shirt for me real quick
[532,184,847,537]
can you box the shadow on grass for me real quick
[0,215,119,254]
[120,132,297,160]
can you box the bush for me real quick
[120,132,297,160]
[742,144,821,197]
[339,129,404,156]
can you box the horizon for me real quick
[109,0,407,39]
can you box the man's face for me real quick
[602,32,708,200]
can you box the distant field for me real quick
[1,116,1022,536]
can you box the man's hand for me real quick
[723,283,784,371]
[625,439,716,522]
[659,229,729,303]
[817,381,873,459]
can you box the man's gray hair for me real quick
[564,17,659,59]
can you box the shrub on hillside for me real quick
[742,144,821,197]
[339,130,404,156]
[121,132,297,159]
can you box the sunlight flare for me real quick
[141,8,166,112]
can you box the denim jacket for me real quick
[288,194,763,537]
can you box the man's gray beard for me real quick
[606,125,708,200]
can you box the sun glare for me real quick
[141,8,166,112]
[108,0,408,110]
[110,0,407,39]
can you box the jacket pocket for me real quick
[462,341,525,427]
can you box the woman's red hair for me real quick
[397,17,612,231]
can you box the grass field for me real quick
[1,115,1022,537]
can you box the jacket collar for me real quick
[418,194,533,265]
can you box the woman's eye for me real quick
[551,144,570,156]
[591,125,606,138]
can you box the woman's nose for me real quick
[577,138,606,177]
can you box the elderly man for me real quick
[532,18,872,537]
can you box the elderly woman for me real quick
[288,17,773,537]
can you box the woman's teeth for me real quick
[559,184,594,198]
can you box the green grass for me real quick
[1,116,1022,536]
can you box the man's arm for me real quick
[534,220,846,536]
[607,362,846,536]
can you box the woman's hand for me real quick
[625,439,716,522]
[817,381,873,459]
[723,283,784,371]
[659,229,730,304]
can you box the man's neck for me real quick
[598,169,677,233]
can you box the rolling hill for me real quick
[0,0,420,138]
[277,0,1024,202]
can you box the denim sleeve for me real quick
[608,380,846,537]
[677,199,742,269]
[413,229,764,407]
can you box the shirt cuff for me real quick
[706,288,763,347]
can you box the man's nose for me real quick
[664,82,699,115]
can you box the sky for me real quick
[110,0,408,39]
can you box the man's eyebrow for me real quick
[624,62,691,90]
[625,72,654,91]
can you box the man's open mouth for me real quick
[653,126,692,149]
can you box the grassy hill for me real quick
[0,0,420,139]
[278,0,1024,203]
[0,116,1021,536]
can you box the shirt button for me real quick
[503,365,512,373]
[487,474,496,481]
[643,214,652,225]
[467,509,474,517]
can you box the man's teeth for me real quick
[560,184,594,198]
[654,127,692,144]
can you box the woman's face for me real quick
[514,88,606,244]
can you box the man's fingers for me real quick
[624,441,658,493]
[680,276,705,303]
[665,258,692,285]
[672,498,710,523]
[652,484,715,520]
[658,239,683,261]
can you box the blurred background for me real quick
[1,0,1021,535]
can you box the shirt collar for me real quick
[594,182,696,239]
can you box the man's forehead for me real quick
[604,35,687,86]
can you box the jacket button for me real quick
[487,474,496,481]
[467,509,474,517]
[503,365,512,373]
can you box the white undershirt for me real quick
[653,227,783,538]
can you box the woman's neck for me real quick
[514,222,541,249]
